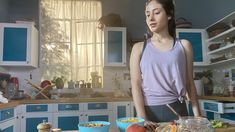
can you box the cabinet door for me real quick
[176,29,207,66]
[0,118,15,132]
[21,113,52,132]
[114,102,131,119]
[104,27,126,66]
[0,23,38,67]
[53,112,81,131]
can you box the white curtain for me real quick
[40,0,103,84]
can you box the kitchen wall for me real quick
[102,0,235,39]
[0,0,8,22]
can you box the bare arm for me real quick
[129,42,147,119]
[181,39,201,116]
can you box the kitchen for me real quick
[1,0,235,131]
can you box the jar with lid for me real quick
[37,120,52,132]
[176,116,214,132]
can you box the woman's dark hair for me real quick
[145,0,176,38]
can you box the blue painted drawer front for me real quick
[26,105,48,112]
[0,108,14,121]
[88,115,109,122]
[3,27,27,61]
[204,102,218,112]
[58,116,79,130]
[220,113,235,121]
[26,117,48,132]
[1,126,13,132]
[58,104,79,111]
[88,103,108,110]
[117,106,126,118]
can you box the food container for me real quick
[116,117,145,132]
[37,120,52,132]
[176,116,214,132]
[78,121,110,132]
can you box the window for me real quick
[40,0,103,84]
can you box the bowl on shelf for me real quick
[116,117,145,132]
[78,121,110,132]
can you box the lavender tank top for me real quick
[140,39,187,106]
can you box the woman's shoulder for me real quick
[132,41,145,52]
[178,39,192,50]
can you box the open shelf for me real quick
[209,58,235,66]
[208,43,235,55]
[207,27,235,42]
[205,11,235,30]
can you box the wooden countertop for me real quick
[198,96,235,102]
[0,97,133,109]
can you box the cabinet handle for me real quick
[85,114,88,116]
[22,116,24,119]
[16,116,19,119]
[36,106,41,110]
[80,114,83,116]
[65,105,72,109]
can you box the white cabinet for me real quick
[206,11,235,66]
[53,102,115,131]
[113,102,131,119]
[4,101,133,132]
[20,104,54,132]
[104,27,126,67]
[0,107,15,132]
[176,28,208,66]
[0,23,38,67]
[0,118,15,132]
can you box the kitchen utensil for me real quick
[166,104,182,119]
[25,79,53,99]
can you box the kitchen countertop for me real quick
[198,96,235,102]
[1,95,235,110]
[0,97,133,109]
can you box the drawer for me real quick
[88,103,108,110]
[220,113,235,121]
[26,104,48,112]
[201,100,235,113]
[58,104,79,111]
[0,108,14,121]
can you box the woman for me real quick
[129,0,201,131]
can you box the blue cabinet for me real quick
[0,121,14,132]
[21,104,53,132]
[104,27,126,66]
[0,23,38,67]
[176,29,207,66]
[0,108,15,132]
[114,102,131,119]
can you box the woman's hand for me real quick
[144,120,159,131]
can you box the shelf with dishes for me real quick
[205,11,235,66]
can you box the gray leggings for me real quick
[145,100,188,122]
